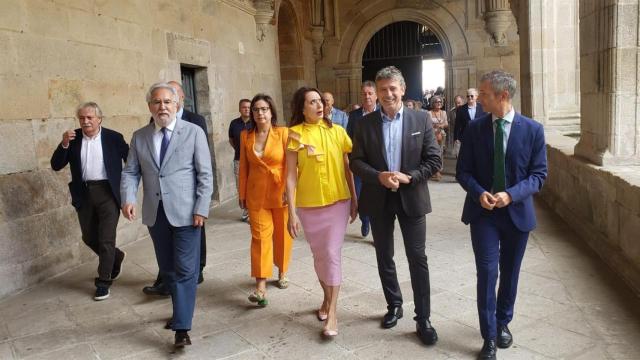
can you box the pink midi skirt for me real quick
[296,199,350,286]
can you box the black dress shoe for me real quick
[416,320,438,345]
[478,339,497,360]
[110,249,126,280]
[381,306,403,329]
[164,318,173,330]
[142,280,170,296]
[497,324,513,348]
[174,330,191,348]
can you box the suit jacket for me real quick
[121,119,213,227]
[346,105,379,138]
[453,103,485,141]
[50,127,129,209]
[350,108,442,218]
[238,127,288,210]
[149,109,209,145]
[455,112,547,232]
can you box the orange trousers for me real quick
[248,207,292,278]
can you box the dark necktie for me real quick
[493,119,506,192]
[159,127,169,165]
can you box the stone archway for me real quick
[276,0,305,123]
[333,6,475,109]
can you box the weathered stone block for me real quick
[619,205,640,264]
[0,170,68,221]
[66,8,120,49]
[32,117,77,169]
[0,120,38,174]
[24,0,70,39]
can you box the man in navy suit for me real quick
[346,80,378,237]
[143,80,211,296]
[51,102,129,301]
[453,88,485,145]
[456,70,547,360]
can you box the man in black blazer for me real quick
[346,80,378,237]
[51,102,129,301]
[350,66,442,346]
[453,88,485,144]
[142,81,211,296]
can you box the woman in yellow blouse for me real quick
[286,87,357,337]
[239,94,292,307]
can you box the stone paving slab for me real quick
[1,175,639,359]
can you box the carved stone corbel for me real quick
[310,25,325,60]
[253,0,275,42]
[483,0,513,46]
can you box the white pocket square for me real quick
[411,131,421,136]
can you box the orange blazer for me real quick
[239,126,288,210]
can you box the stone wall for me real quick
[314,0,521,111]
[0,0,285,299]
[541,134,640,295]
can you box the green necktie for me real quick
[493,119,506,192]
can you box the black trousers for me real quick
[370,192,432,322]
[76,181,120,287]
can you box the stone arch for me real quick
[276,0,305,123]
[333,5,475,107]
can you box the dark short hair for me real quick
[239,99,251,106]
[248,93,279,130]
[289,87,332,127]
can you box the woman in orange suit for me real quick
[239,93,292,307]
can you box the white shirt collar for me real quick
[176,107,184,120]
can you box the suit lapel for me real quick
[371,112,389,171]
[72,130,83,165]
[483,115,494,162]
[160,119,183,170]
[144,123,160,169]
[505,113,521,161]
[400,109,413,171]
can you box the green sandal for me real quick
[248,291,268,307]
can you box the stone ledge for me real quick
[541,132,640,296]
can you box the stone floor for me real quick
[1,175,640,359]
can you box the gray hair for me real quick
[467,88,478,96]
[145,82,179,104]
[76,102,103,119]
[375,66,406,88]
[430,95,443,106]
[361,80,376,90]
[480,70,517,99]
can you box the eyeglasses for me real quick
[467,95,476,98]
[252,107,270,113]
[434,101,442,104]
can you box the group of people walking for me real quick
[51,66,547,360]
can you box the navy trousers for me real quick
[470,208,529,340]
[148,202,201,331]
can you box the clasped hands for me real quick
[479,191,512,210]
[378,171,411,190]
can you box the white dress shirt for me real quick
[81,128,108,181]
[467,104,477,120]
[153,117,177,164]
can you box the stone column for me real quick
[333,63,362,108]
[515,0,580,132]
[574,0,640,165]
